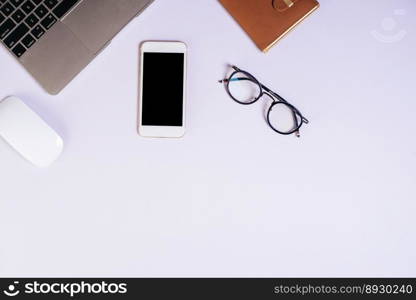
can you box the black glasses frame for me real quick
[219,66,309,137]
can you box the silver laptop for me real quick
[0,0,153,94]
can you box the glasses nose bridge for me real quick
[261,91,279,106]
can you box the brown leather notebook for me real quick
[219,0,319,52]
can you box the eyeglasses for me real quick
[219,66,309,137]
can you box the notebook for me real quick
[219,0,319,52]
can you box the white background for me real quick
[1,0,415,277]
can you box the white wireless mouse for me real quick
[0,96,64,167]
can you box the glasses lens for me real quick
[268,102,302,134]
[227,72,261,104]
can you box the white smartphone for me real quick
[138,41,187,138]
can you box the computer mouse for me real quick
[0,96,64,167]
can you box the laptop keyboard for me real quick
[0,0,80,58]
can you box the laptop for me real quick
[0,0,154,94]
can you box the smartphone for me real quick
[138,41,187,138]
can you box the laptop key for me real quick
[53,0,78,19]
[40,13,55,29]
[0,18,15,39]
[34,4,46,18]
[32,0,42,4]
[1,2,14,16]
[0,12,5,24]
[4,22,29,48]
[31,23,44,38]
[25,13,38,27]
[44,0,58,9]
[11,9,25,23]
[12,42,26,57]
[21,0,35,14]
[21,33,34,47]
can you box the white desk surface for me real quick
[1,0,415,277]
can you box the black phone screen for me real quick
[141,52,185,126]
